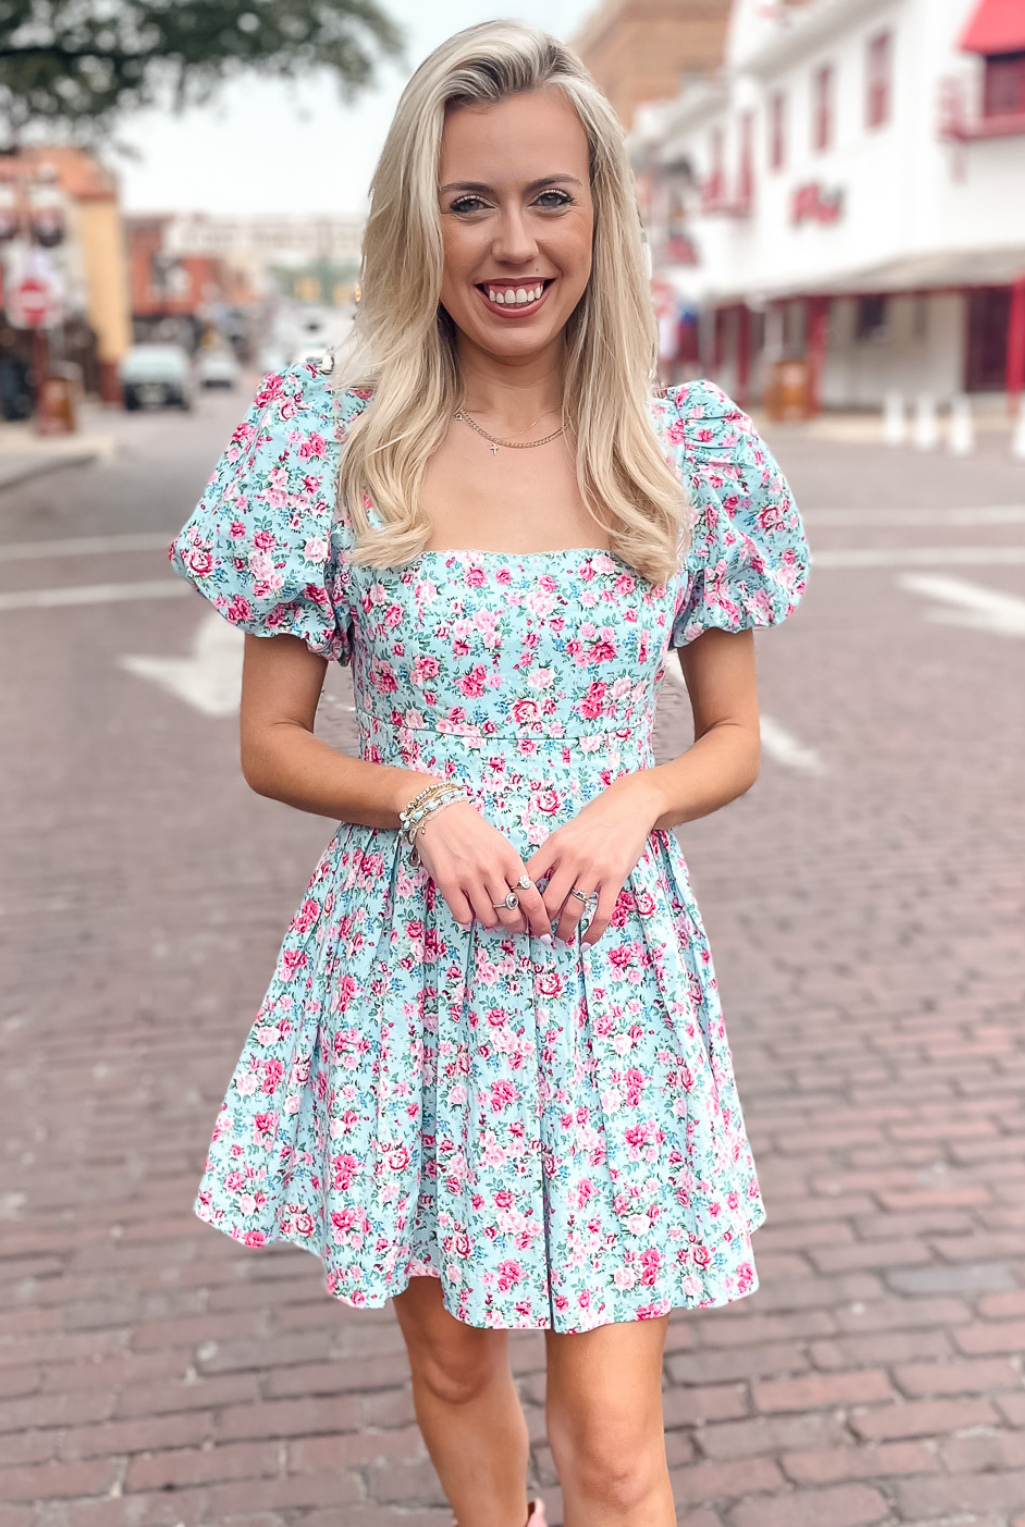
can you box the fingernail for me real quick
[457,921,472,932]
[539,934,553,946]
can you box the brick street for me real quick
[1,386,1023,1527]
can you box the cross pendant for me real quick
[491,442,499,456]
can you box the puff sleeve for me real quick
[666,380,809,648]
[168,363,357,664]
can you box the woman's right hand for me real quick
[409,795,554,939]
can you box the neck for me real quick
[455,332,565,433]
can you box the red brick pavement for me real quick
[1,420,1023,1525]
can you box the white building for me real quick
[163,213,364,290]
[630,0,1025,412]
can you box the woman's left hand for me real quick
[523,774,665,947]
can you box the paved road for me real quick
[1,385,1024,1527]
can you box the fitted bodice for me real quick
[348,545,678,813]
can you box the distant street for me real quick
[1,386,1024,1527]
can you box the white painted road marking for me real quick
[0,531,175,562]
[120,610,243,717]
[0,579,190,613]
[758,715,825,773]
[813,546,1025,569]
[804,506,1025,527]
[898,574,1025,638]
[665,655,823,773]
[0,514,1022,562]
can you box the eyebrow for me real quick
[438,175,583,195]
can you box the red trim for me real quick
[1007,276,1025,401]
[813,65,834,152]
[866,31,892,128]
[737,304,752,406]
[806,297,829,417]
[960,0,1025,56]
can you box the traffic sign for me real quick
[7,271,60,328]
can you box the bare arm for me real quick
[236,632,553,938]
[626,623,760,836]
[524,626,761,946]
[643,626,761,832]
[238,633,431,827]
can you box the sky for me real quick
[117,1,600,219]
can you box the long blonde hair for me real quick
[335,18,689,585]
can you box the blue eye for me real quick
[450,196,487,214]
[536,190,572,208]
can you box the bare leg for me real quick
[545,1315,675,1527]
[392,1275,531,1527]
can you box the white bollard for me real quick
[948,394,974,456]
[883,390,906,446]
[913,393,939,451]
[1013,395,1025,462]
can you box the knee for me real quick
[413,1337,504,1408]
[549,1417,665,1510]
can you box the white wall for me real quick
[820,292,966,406]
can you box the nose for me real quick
[491,203,539,266]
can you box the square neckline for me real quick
[417,546,619,561]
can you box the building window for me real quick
[708,126,724,204]
[866,31,892,128]
[813,64,835,152]
[738,111,755,207]
[855,294,888,340]
[983,51,1025,117]
[770,91,786,169]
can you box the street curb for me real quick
[0,448,101,492]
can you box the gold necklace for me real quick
[454,407,565,456]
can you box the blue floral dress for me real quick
[169,360,809,1333]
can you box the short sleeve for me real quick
[168,362,359,664]
[665,380,809,648]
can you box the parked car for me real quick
[196,347,241,389]
[118,344,194,411]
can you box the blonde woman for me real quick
[171,20,808,1527]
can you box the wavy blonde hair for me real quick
[334,18,689,585]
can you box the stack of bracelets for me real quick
[399,780,470,867]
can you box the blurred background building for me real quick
[573,0,733,129]
[628,0,1025,416]
[0,146,132,412]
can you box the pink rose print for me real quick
[170,370,806,1331]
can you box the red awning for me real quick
[960,0,1025,55]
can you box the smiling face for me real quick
[437,87,594,365]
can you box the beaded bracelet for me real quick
[399,782,469,864]
[399,781,449,823]
[399,780,461,837]
[407,789,466,867]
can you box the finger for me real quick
[539,866,578,929]
[555,884,598,944]
[443,885,475,929]
[581,884,616,946]
[484,880,527,936]
[507,868,552,939]
[466,882,501,930]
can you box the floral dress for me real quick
[169,360,809,1333]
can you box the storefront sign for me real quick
[791,183,845,225]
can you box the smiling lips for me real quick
[477,278,553,315]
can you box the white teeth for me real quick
[485,283,545,306]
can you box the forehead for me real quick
[439,88,589,184]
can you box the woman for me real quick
[170,20,808,1527]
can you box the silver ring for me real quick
[492,890,520,911]
[570,887,598,904]
[516,874,532,890]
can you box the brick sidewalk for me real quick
[1,426,1023,1526]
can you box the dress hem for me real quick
[195,1200,767,1334]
